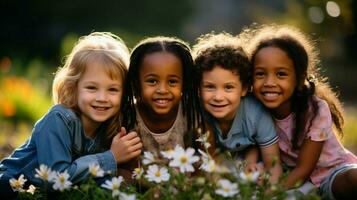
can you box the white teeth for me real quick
[93,106,109,111]
[263,93,278,97]
[156,99,168,104]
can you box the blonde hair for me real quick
[52,32,130,147]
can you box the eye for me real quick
[202,83,215,90]
[254,71,265,78]
[109,87,121,92]
[145,78,157,85]
[277,71,288,77]
[225,84,235,91]
[168,79,179,86]
[85,86,96,90]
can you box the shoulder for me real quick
[34,104,80,130]
[240,94,265,112]
[240,94,271,120]
[313,96,330,113]
[305,96,333,141]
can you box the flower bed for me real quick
[11,144,320,200]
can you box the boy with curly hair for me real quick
[192,32,282,184]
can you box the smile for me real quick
[261,92,280,101]
[154,99,171,106]
[92,106,110,111]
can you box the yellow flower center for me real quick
[180,156,187,164]
[155,171,161,177]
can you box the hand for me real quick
[245,162,264,173]
[110,127,142,164]
[245,162,265,186]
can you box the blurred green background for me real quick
[1,0,357,158]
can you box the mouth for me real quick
[92,106,111,111]
[153,99,171,107]
[260,92,280,101]
[208,103,228,111]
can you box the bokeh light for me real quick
[308,6,324,24]
[326,1,340,17]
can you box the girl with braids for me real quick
[245,24,357,199]
[122,36,202,157]
[0,32,142,198]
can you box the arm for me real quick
[244,145,261,172]
[36,112,141,184]
[35,112,117,184]
[283,139,323,189]
[260,143,282,185]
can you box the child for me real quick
[122,36,202,157]
[0,32,142,197]
[192,32,282,184]
[245,24,357,199]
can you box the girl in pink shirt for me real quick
[243,24,357,199]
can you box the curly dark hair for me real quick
[192,32,251,87]
[121,36,202,132]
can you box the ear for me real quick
[297,73,307,91]
[241,84,249,97]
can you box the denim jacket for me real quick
[0,104,117,186]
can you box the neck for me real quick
[273,100,292,119]
[81,117,100,139]
[138,104,179,133]
[218,119,233,139]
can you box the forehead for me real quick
[83,59,124,81]
[254,47,293,68]
[140,51,183,76]
[202,66,241,82]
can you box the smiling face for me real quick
[77,61,122,134]
[201,66,248,123]
[138,51,183,118]
[252,46,297,118]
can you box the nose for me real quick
[156,83,168,94]
[95,90,108,101]
[213,89,224,101]
[263,74,277,87]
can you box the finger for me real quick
[127,136,141,146]
[129,142,143,152]
[122,131,138,140]
[130,149,142,158]
[119,127,126,137]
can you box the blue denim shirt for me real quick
[0,104,117,186]
[208,95,278,153]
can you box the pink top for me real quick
[275,97,357,186]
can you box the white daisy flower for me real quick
[26,185,36,194]
[215,179,239,197]
[35,164,54,182]
[198,149,217,173]
[161,145,185,160]
[88,163,105,177]
[195,130,211,149]
[101,176,124,197]
[239,171,260,183]
[119,192,136,200]
[52,170,72,191]
[142,151,155,165]
[161,149,174,160]
[169,147,199,173]
[132,167,144,179]
[145,164,170,183]
[9,174,27,192]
